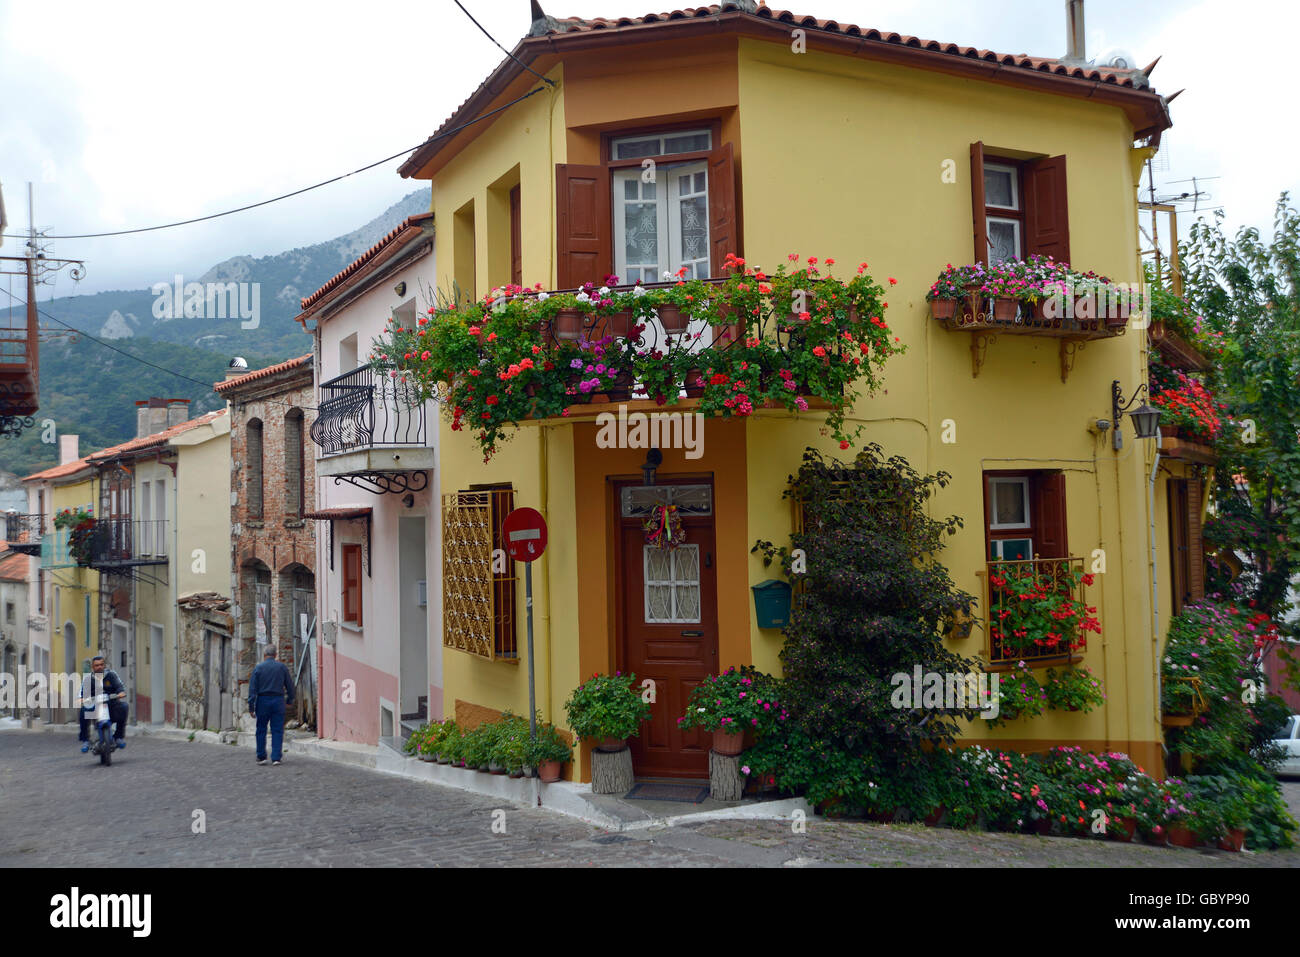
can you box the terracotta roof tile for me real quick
[0,549,31,581]
[214,354,313,394]
[85,410,228,465]
[298,212,433,315]
[22,456,94,483]
[400,1,1163,178]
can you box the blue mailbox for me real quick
[752,579,793,629]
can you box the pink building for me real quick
[295,214,440,747]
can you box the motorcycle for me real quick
[83,690,125,766]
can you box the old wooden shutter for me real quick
[1024,155,1071,265]
[555,164,610,289]
[707,142,738,276]
[1032,471,1069,560]
[342,544,362,626]
[970,141,988,265]
[1187,476,1205,601]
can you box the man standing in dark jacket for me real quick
[248,645,295,765]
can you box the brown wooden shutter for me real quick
[1032,471,1069,559]
[707,142,738,276]
[555,163,610,289]
[1187,476,1205,602]
[1024,155,1071,265]
[343,544,362,625]
[970,141,988,265]
[509,185,522,287]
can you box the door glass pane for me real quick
[644,543,701,623]
[987,219,1019,264]
[663,131,711,154]
[984,167,1016,208]
[614,137,662,159]
[621,484,712,517]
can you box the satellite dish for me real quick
[1098,48,1139,70]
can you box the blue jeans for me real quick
[255,697,286,761]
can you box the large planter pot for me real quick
[418,752,436,762]
[1111,816,1138,843]
[683,368,706,398]
[993,297,1019,322]
[488,761,507,775]
[606,370,635,402]
[596,737,626,753]
[1217,828,1245,852]
[658,304,689,334]
[555,308,586,341]
[604,310,633,339]
[508,769,525,779]
[929,298,957,321]
[436,754,450,764]
[711,728,745,756]
[538,760,563,784]
[1168,824,1198,848]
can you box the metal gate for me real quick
[291,582,316,727]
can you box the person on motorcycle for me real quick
[79,656,128,752]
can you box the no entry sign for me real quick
[502,507,547,563]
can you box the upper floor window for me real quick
[983,471,1068,562]
[247,419,264,520]
[555,124,736,290]
[970,142,1070,267]
[285,409,304,519]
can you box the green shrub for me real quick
[564,672,652,742]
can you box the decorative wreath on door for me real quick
[643,503,683,550]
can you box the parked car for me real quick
[1273,715,1300,776]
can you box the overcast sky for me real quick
[0,0,1289,298]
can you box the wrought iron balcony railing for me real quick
[86,518,168,567]
[977,555,1090,666]
[5,512,44,554]
[310,364,426,455]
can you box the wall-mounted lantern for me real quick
[1111,379,1161,450]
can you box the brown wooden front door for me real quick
[618,482,718,779]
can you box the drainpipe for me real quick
[173,459,181,728]
[1149,431,1163,726]
[538,424,552,724]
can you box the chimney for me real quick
[1065,0,1086,62]
[225,356,249,381]
[166,398,191,429]
[136,401,150,439]
[59,434,79,465]
[136,397,169,436]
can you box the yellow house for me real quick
[23,437,101,720]
[401,2,1177,780]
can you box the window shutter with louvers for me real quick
[970,141,988,265]
[1024,155,1071,265]
[555,164,611,289]
[1032,472,1069,560]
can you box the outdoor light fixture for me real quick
[394,281,407,297]
[1111,379,1161,450]
[641,447,663,486]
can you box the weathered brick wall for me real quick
[225,364,318,726]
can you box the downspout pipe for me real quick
[1149,431,1163,725]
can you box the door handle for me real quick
[681,630,703,637]
[705,552,712,568]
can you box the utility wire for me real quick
[0,285,317,413]
[30,84,548,240]
[452,0,556,87]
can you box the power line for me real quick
[18,84,548,241]
[0,285,317,413]
[452,0,556,87]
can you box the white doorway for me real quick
[398,516,428,724]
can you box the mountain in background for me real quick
[2,187,431,358]
[0,188,431,479]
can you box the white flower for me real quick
[576,291,591,303]
[632,285,647,297]
[662,271,674,280]
[598,286,610,297]
[537,291,549,301]
[697,707,706,713]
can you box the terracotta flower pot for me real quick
[607,369,635,401]
[658,304,689,333]
[683,369,706,398]
[711,728,745,756]
[930,299,957,321]
[596,737,626,753]
[538,760,562,783]
[1168,824,1198,848]
[488,761,507,775]
[1217,828,1245,852]
[555,308,585,340]
[993,297,1018,322]
[604,310,633,339]
[1111,816,1138,843]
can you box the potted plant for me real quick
[435,720,461,764]
[492,713,531,777]
[984,662,1048,727]
[678,666,788,756]
[986,561,1099,660]
[1044,665,1106,713]
[1150,374,1223,445]
[460,723,492,771]
[403,723,431,759]
[527,722,574,783]
[926,264,969,321]
[564,671,652,752]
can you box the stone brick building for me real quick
[215,355,318,728]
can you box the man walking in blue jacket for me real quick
[248,645,295,765]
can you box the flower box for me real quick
[929,299,957,321]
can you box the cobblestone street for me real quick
[2,730,1296,867]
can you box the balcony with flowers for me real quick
[370,254,905,462]
[1148,353,1224,465]
[926,256,1136,380]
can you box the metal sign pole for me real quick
[525,561,536,743]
